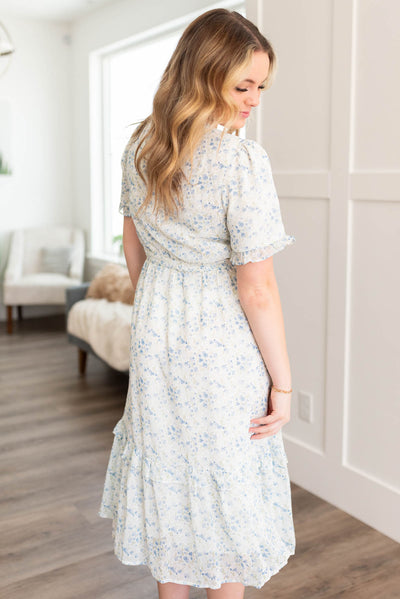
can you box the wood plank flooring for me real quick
[0,315,399,598]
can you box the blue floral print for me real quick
[98,127,296,589]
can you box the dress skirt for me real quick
[98,254,296,589]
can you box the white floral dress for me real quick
[98,126,296,589]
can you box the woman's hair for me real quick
[129,8,277,219]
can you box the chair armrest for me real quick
[4,230,24,283]
[65,283,90,317]
[69,229,85,281]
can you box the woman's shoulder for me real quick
[207,132,270,176]
[208,129,269,162]
[237,137,270,165]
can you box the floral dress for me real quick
[98,126,296,589]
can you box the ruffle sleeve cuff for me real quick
[119,203,131,217]
[230,234,296,266]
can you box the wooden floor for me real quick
[0,315,399,599]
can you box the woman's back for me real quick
[120,126,294,269]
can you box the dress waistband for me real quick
[146,254,233,273]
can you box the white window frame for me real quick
[89,0,245,260]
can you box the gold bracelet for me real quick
[271,385,292,394]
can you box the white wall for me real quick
[0,15,73,320]
[246,0,400,542]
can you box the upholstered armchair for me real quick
[3,226,85,334]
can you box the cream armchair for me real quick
[4,226,85,334]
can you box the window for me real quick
[102,32,183,256]
[90,2,245,258]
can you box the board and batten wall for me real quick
[246,0,399,543]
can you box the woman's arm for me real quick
[236,256,292,440]
[122,216,147,291]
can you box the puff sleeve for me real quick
[226,139,295,265]
[119,143,133,217]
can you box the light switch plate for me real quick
[298,391,313,423]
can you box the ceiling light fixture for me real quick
[0,21,15,77]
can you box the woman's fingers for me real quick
[248,414,286,439]
[249,422,282,439]
[249,424,280,434]
[250,413,284,428]
[249,406,290,439]
[250,413,280,426]
[250,431,278,440]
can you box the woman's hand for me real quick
[248,387,292,440]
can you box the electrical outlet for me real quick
[298,391,313,423]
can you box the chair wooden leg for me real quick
[17,305,23,321]
[7,306,13,335]
[78,348,87,375]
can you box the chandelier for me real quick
[0,21,15,77]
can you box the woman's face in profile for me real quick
[228,50,270,129]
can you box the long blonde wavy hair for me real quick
[129,8,277,219]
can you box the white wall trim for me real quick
[285,436,399,542]
[351,172,400,201]
[273,171,331,199]
[253,0,400,543]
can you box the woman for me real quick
[99,8,296,599]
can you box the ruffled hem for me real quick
[230,235,296,265]
[98,418,296,589]
[104,419,289,490]
[96,512,295,589]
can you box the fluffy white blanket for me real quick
[67,298,131,371]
